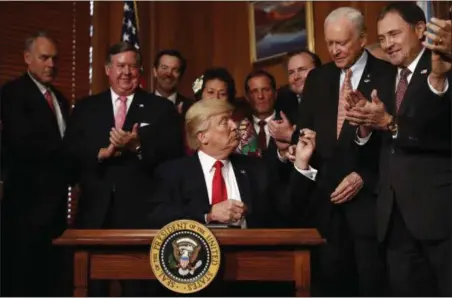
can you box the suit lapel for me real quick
[100,90,116,130]
[326,67,341,146]
[339,54,375,144]
[229,155,253,214]
[122,91,141,131]
[192,153,212,206]
[398,50,431,116]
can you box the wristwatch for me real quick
[386,115,398,138]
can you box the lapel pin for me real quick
[420,69,427,74]
[364,79,371,83]
[139,104,144,107]
[240,170,246,175]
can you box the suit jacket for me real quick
[369,49,452,241]
[64,89,184,229]
[147,153,314,229]
[0,73,70,234]
[275,85,301,125]
[293,52,393,238]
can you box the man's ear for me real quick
[105,64,111,76]
[197,131,208,145]
[415,21,427,40]
[24,51,31,65]
[152,67,158,78]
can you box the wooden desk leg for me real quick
[74,251,89,297]
[294,250,311,297]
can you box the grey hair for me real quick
[324,7,366,37]
[24,31,58,52]
[105,42,142,66]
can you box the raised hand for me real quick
[294,128,316,170]
[268,111,295,143]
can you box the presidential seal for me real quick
[150,220,221,294]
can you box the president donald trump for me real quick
[148,98,317,229]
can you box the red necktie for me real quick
[44,90,55,113]
[337,69,353,139]
[212,161,227,205]
[257,120,267,151]
[396,68,411,113]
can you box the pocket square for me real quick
[139,104,144,108]
[420,69,428,74]
[140,122,150,127]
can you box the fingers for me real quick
[331,173,363,204]
[280,111,289,122]
[132,123,139,134]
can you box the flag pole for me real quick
[133,1,140,33]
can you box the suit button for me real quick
[391,148,395,154]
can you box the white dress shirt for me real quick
[198,150,246,228]
[156,90,177,105]
[28,72,66,138]
[110,88,134,117]
[291,51,369,181]
[357,47,449,145]
[252,112,275,146]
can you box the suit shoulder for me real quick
[1,74,30,94]
[156,156,192,176]
[73,90,108,110]
[147,92,177,111]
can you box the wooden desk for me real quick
[54,229,324,297]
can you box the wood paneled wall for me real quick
[91,1,389,98]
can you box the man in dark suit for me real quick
[274,49,322,126]
[0,31,70,296]
[64,42,184,230]
[345,3,451,296]
[152,49,193,116]
[148,98,316,230]
[279,7,392,296]
[147,99,317,296]
[236,69,279,158]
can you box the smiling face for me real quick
[324,17,366,69]
[153,54,182,94]
[105,50,140,96]
[287,53,316,94]
[377,11,425,67]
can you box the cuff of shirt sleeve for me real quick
[277,149,289,163]
[428,75,449,95]
[294,164,318,181]
[355,128,372,145]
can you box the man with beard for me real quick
[152,49,193,116]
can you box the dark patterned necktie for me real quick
[395,68,411,113]
[257,120,267,151]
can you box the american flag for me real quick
[121,1,146,88]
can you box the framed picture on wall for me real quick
[249,1,315,63]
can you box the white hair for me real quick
[324,7,366,37]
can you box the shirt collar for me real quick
[156,90,178,104]
[28,71,48,95]
[342,50,368,75]
[110,88,134,103]
[399,47,425,75]
[198,150,230,175]
[252,111,276,126]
